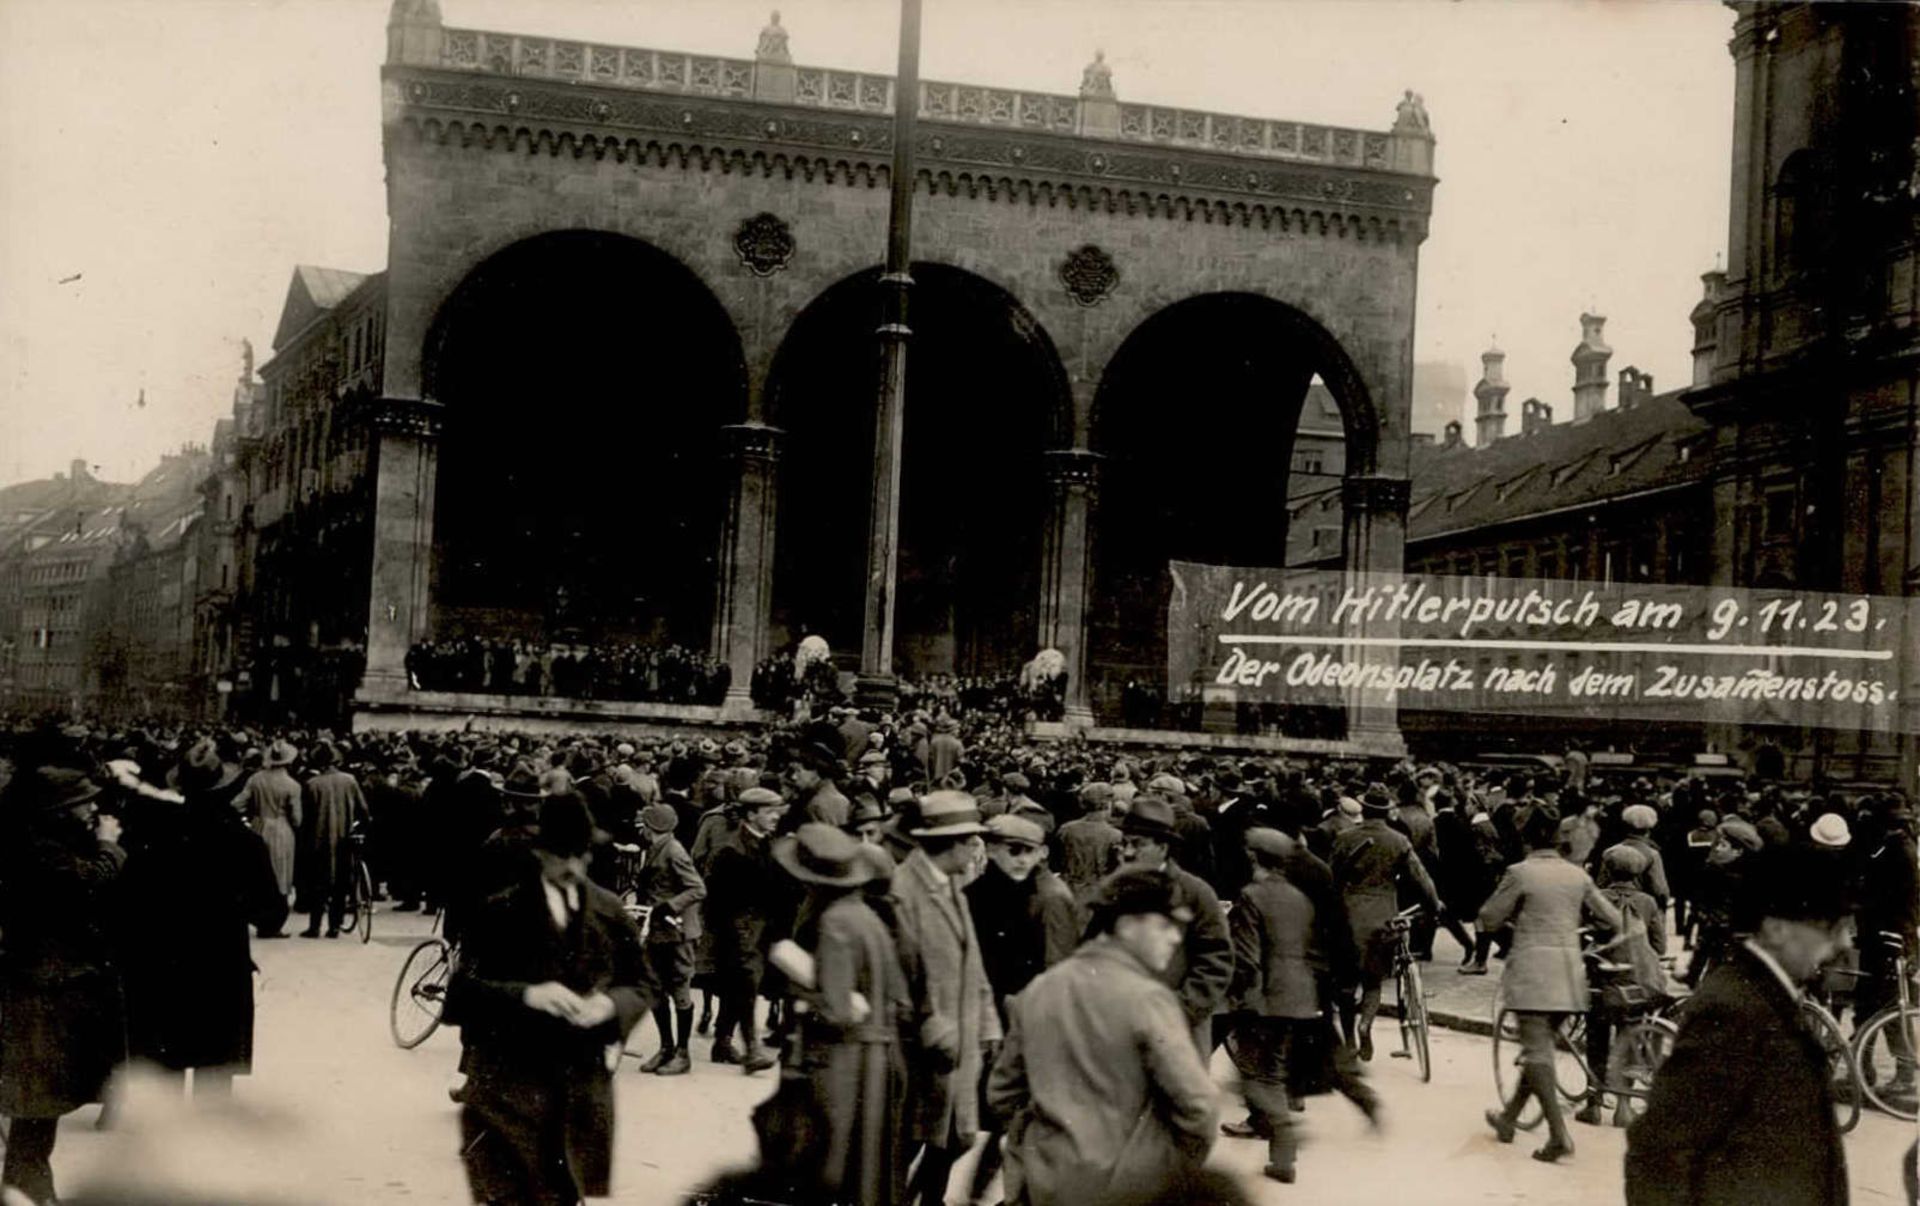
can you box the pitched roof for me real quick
[271,265,371,350]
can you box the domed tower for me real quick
[1472,343,1510,445]
[1570,312,1612,420]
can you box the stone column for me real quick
[1341,474,1411,757]
[357,398,443,700]
[1038,448,1101,727]
[712,423,782,718]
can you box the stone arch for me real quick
[1084,291,1383,729]
[423,229,748,650]
[763,261,1073,677]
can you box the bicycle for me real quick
[1491,942,1680,1130]
[338,825,375,945]
[391,910,457,1049]
[1385,905,1431,1083]
[1852,930,1918,1122]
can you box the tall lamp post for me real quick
[856,0,922,709]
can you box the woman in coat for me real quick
[1479,805,1621,1164]
[757,824,911,1206]
[0,767,127,1205]
[239,739,302,912]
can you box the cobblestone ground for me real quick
[30,908,1916,1204]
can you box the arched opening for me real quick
[424,230,746,652]
[1088,292,1376,732]
[766,263,1069,681]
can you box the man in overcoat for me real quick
[889,790,1000,1206]
[704,786,787,1072]
[298,740,369,938]
[449,792,656,1206]
[986,869,1218,1206]
[1329,786,1443,1060]
[0,767,127,1205]
[1624,843,1851,1206]
[1054,782,1122,904]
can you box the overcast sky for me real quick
[0,0,1733,485]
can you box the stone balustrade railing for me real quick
[435,27,1394,169]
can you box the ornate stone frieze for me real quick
[732,212,795,276]
[388,69,1433,233]
[1058,245,1119,307]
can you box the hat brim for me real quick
[771,836,875,887]
[910,821,990,838]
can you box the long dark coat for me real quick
[299,769,367,902]
[0,825,127,1117]
[117,790,284,1071]
[449,869,654,1203]
[1330,818,1442,980]
[1626,945,1847,1206]
[760,891,913,1206]
[705,824,782,981]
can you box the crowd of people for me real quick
[406,638,731,705]
[0,703,1914,1205]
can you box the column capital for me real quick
[1044,447,1104,487]
[1341,474,1410,515]
[363,397,446,439]
[720,422,785,463]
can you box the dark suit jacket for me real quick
[1625,946,1846,1206]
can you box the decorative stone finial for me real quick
[1079,50,1114,100]
[756,11,791,63]
[1393,89,1431,135]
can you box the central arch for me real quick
[1087,292,1378,729]
[766,263,1071,680]
[423,230,746,650]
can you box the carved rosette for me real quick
[733,212,795,277]
[1340,474,1411,515]
[1044,447,1103,490]
[1058,245,1119,307]
[721,422,784,464]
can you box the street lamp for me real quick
[855,0,922,710]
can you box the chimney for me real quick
[1472,344,1510,444]
[1690,269,1725,387]
[1442,420,1463,449]
[70,458,90,482]
[1521,397,1553,436]
[1570,312,1612,420]
[1618,366,1654,411]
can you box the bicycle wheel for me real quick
[1552,1014,1592,1106]
[1400,961,1431,1083]
[390,938,453,1049]
[1854,1005,1919,1122]
[356,862,376,944]
[1800,1000,1860,1133]
[1490,991,1544,1131]
[1606,1017,1677,1127]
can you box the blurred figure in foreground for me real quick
[0,768,126,1205]
[986,869,1219,1206]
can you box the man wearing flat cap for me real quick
[987,868,1218,1206]
[1602,802,1671,913]
[889,790,1000,1206]
[633,802,706,1076]
[449,792,656,1206]
[704,786,788,1072]
[1117,793,1233,1055]
[1627,843,1852,1206]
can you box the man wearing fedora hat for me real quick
[0,766,126,1205]
[1626,843,1852,1206]
[1117,792,1233,1056]
[1329,785,1443,1062]
[987,868,1219,1206]
[633,802,706,1076]
[787,739,852,829]
[298,740,369,939]
[449,792,656,1206]
[889,790,1000,1206]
